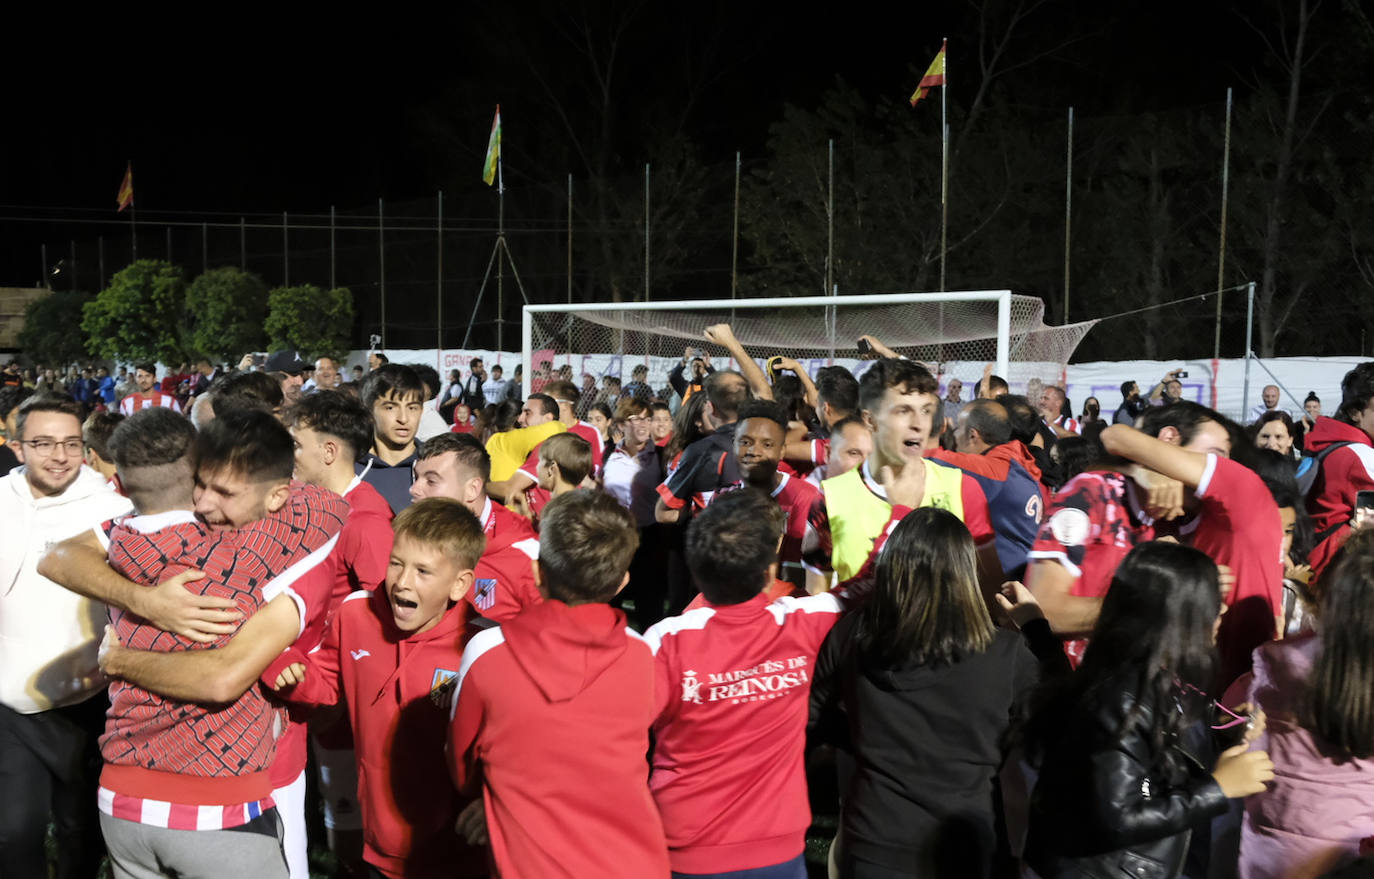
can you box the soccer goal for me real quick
[520,291,1096,398]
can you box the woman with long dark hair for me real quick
[1236,530,1374,878]
[809,508,1062,879]
[1022,541,1274,878]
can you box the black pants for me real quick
[0,692,109,879]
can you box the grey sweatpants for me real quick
[99,808,288,879]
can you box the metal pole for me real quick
[282,211,289,286]
[239,218,246,269]
[826,139,834,297]
[130,197,137,262]
[939,38,949,293]
[201,222,208,274]
[1242,280,1256,415]
[1063,106,1073,321]
[98,236,105,289]
[644,163,651,301]
[567,174,573,305]
[379,198,386,349]
[1214,87,1233,360]
[497,182,504,351]
[437,191,443,356]
[731,151,740,299]
[330,205,336,290]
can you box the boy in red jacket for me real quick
[449,490,670,878]
[268,498,488,879]
[645,489,844,878]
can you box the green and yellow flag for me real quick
[482,105,502,186]
[909,41,947,107]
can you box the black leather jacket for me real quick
[1023,678,1230,879]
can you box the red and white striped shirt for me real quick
[119,391,182,416]
[98,786,274,831]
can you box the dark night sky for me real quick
[1,2,1253,289]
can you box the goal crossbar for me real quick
[522,291,1013,397]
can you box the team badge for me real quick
[473,578,498,611]
[430,668,458,708]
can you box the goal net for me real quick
[522,291,1096,397]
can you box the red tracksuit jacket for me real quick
[276,591,485,879]
[644,591,845,873]
[449,599,670,878]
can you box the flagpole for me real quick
[437,190,444,358]
[1214,87,1233,360]
[129,159,137,262]
[497,140,504,351]
[939,38,948,293]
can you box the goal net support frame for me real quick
[521,290,1094,398]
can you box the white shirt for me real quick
[602,442,660,527]
[0,466,132,713]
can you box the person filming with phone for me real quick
[669,347,714,405]
[1149,368,1188,406]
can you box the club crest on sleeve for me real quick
[473,578,498,610]
[430,668,458,708]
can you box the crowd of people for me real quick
[3,326,1374,879]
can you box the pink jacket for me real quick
[1239,635,1374,879]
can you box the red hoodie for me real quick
[449,600,670,878]
[267,477,397,785]
[644,591,844,873]
[1303,416,1374,578]
[274,591,485,879]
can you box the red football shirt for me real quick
[717,472,821,586]
[1185,454,1283,683]
[1027,470,1156,666]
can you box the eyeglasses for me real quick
[22,438,84,457]
[626,415,650,423]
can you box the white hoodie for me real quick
[0,464,132,714]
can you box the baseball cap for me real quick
[264,350,308,374]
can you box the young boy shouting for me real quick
[645,489,844,878]
[269,498,489,879]
[449,490,670,878]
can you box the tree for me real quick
[264,285,354,361]
[82,260,187,365]
[18,289,94,366]
[182,267,269,362]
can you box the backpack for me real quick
[1295,441,1352,500]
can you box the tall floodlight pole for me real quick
[239,218,246,269]
[1214,87,1234,360]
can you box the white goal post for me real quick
[521,291,1094,399]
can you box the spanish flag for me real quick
[116,162,134,212]
[482,106,501,186]
[909,41,946,107]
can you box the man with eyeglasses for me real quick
[0,395,132,877]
